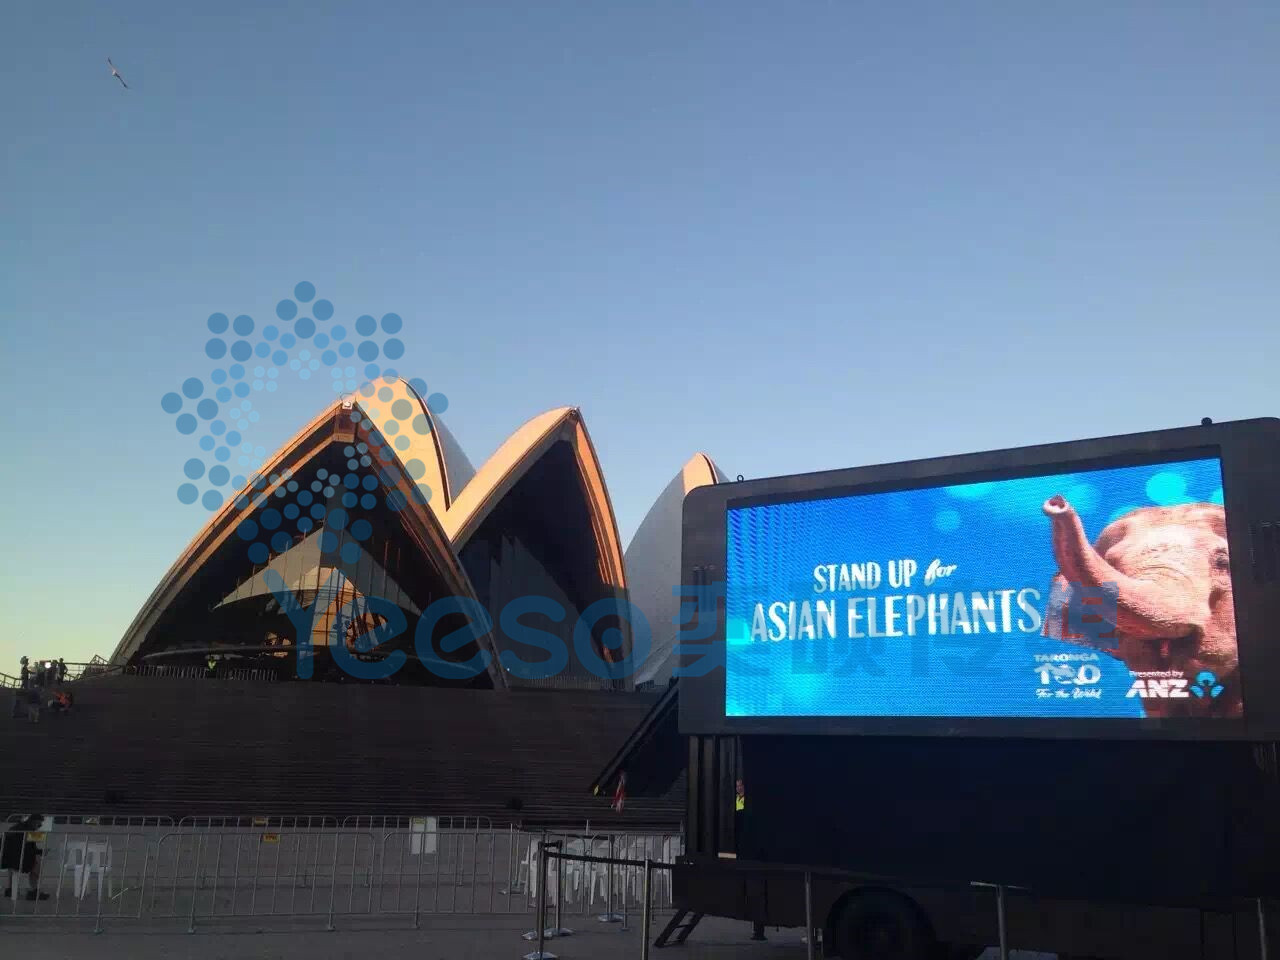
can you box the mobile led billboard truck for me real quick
[680,417,1280,741]
[665,419,1280,958]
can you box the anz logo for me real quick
[1126,671,1224,700]
[1191,671,1225,699]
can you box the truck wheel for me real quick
[830,891,935,960]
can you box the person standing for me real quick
[24,687,41,723]
[1,815,50,901]
[57,658,67,683]
[19,657,29,690]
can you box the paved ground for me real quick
[0,826,1051,960]
[0,912,1055,960]
[1,913,815,959]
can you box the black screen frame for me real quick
[678,417,1280,741]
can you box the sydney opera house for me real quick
[1,379,724,824]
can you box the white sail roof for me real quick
[625,453,728,687]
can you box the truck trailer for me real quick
[595,417,1280,959]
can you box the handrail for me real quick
[70,661,125,680]
[511,674,628,692]
[4,660,119,685]
[125,663,280,682]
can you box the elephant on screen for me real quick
[1041,496,1241,718]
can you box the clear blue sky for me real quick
[2,1,1277,668]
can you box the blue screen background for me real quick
[725,457,1226,718]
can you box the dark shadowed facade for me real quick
[2,378,723,823]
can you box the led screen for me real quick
[725,457,1242,720]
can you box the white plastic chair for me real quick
[527,838,560,904]
[563,839,588,905]
[614,837,641,905]
[631,837,652,901]
[547,841,564,906]
[81,841,115,899]
[525,838,540,900]
[63,840,88,895]
[64,840,114,899]
[656,836,681,903]
[583,838,611,908]
[511,838,533,894]
[564,837,609,907]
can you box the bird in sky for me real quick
[107,57,128,89]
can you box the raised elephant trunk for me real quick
[1042,494,1210,642]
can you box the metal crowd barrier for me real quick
[526,844,678,960]
[178,815,340,832]
[2,818,1271,958]
[125,664,279,682]
[0,818,683,933]
[2,828,163,932]
[5,814,175,829]
[340,815,492,831]
[151,830,378,931]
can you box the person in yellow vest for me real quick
[735,778,766,941]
